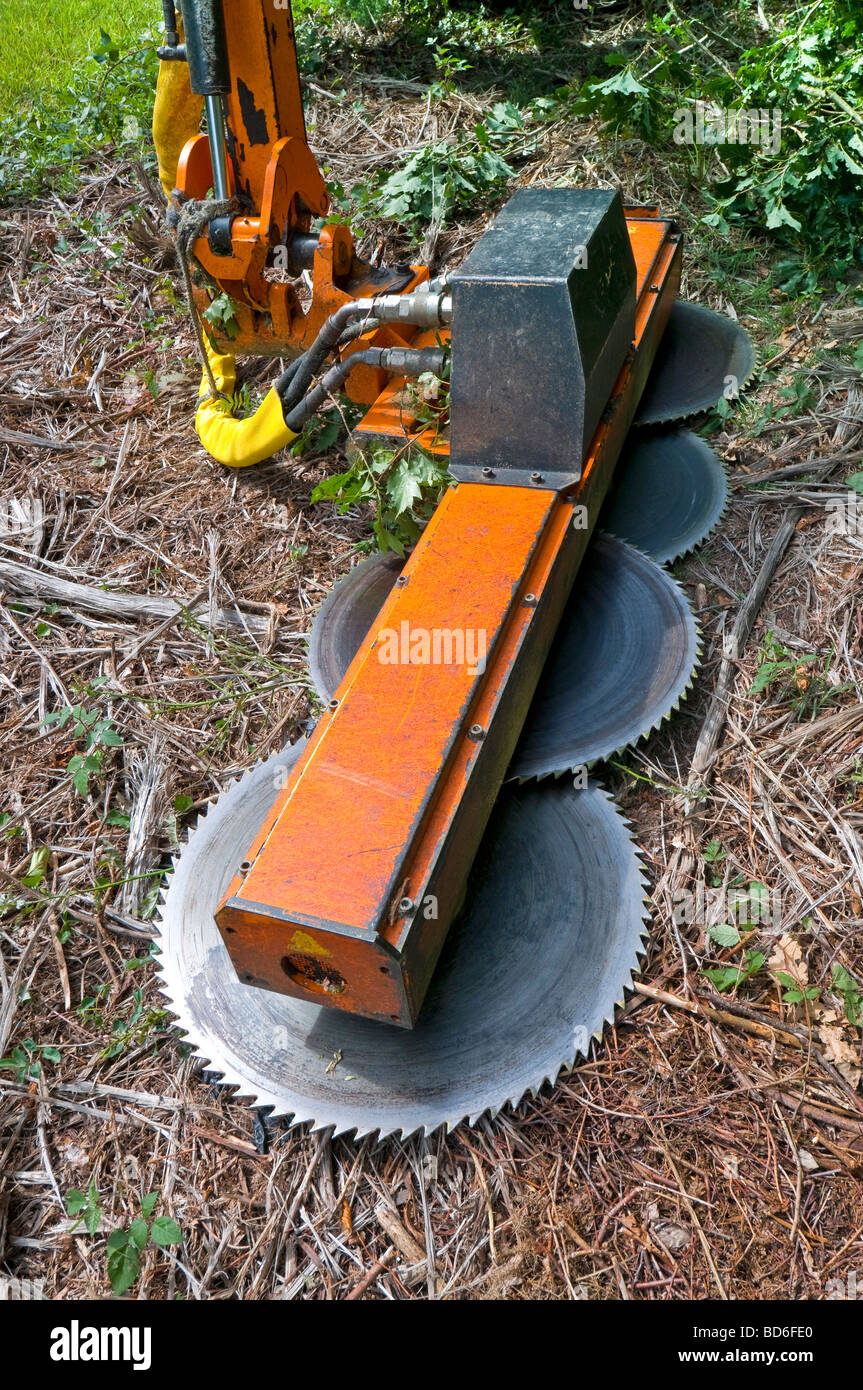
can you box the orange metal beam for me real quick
[216,212,681,1026]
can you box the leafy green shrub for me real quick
[0,28,158,201]
[312,442,453,554]
[705,2,863,270]
[0,1037,61,1083]
[369,100,526,233]
[575,1,863,275]
[43,678,124,796]
[66,1184,183,1295]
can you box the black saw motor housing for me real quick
[448,187,636,490]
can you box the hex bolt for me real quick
[239,859,252,873]
[328,699,339,711]
[530,471,544,484]
[396,575,409,587]
[468,724,485,741]
[482,467,496,478]
[398,897,414,915]
[523,593,537,606]
[650,283,660,292]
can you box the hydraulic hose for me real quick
[280,346,447,433]
[154,27,451,472]
[277,289,453,415]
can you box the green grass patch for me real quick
[0,0,155,108]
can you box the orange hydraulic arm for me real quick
[159,0,428,369]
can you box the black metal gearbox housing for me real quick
[448,188,636,490]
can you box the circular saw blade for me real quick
[635,300,755,426]
[307,537,699,779]
[308,551,404,703]
[600,427,728,564]
[509,534,699,779]
[156,746,648,1140]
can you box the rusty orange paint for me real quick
[171,0,430,362]
[217,212,682,1026]
[217,483,557,1023]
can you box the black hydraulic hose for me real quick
[273,352,309,401]
[278,286,452,416]
[280,346,447,433]
[278,300,378,415]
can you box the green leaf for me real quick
[832,963,862,1025]
[702,839,725,863]
[128,1218,149,1250]
[66,1190,86,1215]
[701,949,765,994]
[707,922,741,949]
[149,1214,183,1247]
[846,473,863,495]
[594,68,649,97]
[387,462,424,517]
[21,846,49,888]
[40,1046,60,1064]
[108,1243,141,1296]
[701,966,744,992]
[106,1229,128,1254]
[310,469,363,504]
[765,201,803,233]
[202,293,240,339]
[140,1192,159,1218]
[315,416,342,451]
[173,794,195,815]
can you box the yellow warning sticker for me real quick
[289,930,330,958]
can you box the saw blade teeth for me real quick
[607,431,726,559]
[635,300,757,426]
[603,427,729,564]
[155,758,651,1140]
[510,535,700,781]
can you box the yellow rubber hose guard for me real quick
[195,343,298,468]
[154,39,295,467]
[152,30,203,202]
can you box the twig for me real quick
[345,1246,396,1300]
